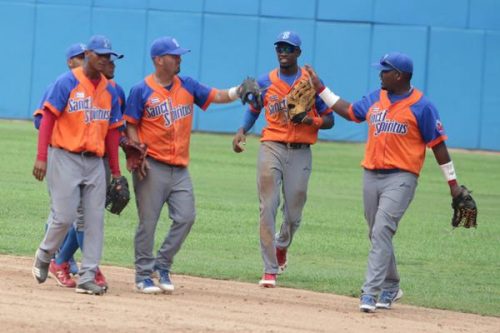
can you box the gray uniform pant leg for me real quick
[258,142,311,274]
[79,157,106,283]
[155,166,195,271]
[133,158,195,282]
[39,148,85,261]
[39,148,105,284]
[361,170,418,296]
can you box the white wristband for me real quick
[319,86,340,107]
[439,161,457,182]
[228,86,239,101]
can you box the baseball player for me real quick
[33,43,86,282]
[49,57,126,290]
[123,36,244,294]
[32,35,124,296]
[232,31,334,288]
[305,52,467,312]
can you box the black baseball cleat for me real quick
[32,249,50,284]
[76,281,106,296]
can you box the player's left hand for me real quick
[232,130,246,153]
[33,159,47,181]
[304,64,324,93]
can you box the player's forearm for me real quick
[331,99,352,120]
[241,108,259,133]
[432,141,452,165]
[105,127,121,177]
[432,141,462,197]
[125,123,140,142]
[213,87,239,104]
[36,109,56,162]
[319,113,334,129]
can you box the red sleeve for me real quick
[36,109,56,162]
[105,127,121,177]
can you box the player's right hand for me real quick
[33,160,47,181]
[232,132,246,153]
[135,159,150,181]
[304,64,324,93]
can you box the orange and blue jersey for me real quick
[33,83,53,129]
[123,74,216,167]
[35,80,125,129]
[43,66,123,156]
[251,67,332,144]
[109,80,126,114]
[348,88,447,175]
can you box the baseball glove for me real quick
[105,176,130,215]
[451,185,477,228]
[120,137,148,172]
[286,79,316,123]
[239,77,263,110]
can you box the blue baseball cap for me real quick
[86,35,123,59]
[372,52,413,73]
[65,43,86,60]
[274,31,301,47]
[150,36,190,58]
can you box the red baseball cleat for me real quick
[49,259,76,288]
[95,267,108,290]
[258,273,277,288]
[276,247,288,274]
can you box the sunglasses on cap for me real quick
[381,59,401,74]
[275,45,296,54]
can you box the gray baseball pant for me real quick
[38,147,106,284]
[258,141,312,274]
[133,157,195,283]
[361,169,418,296]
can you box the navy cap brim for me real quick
[92,48,121,57]
[372,62,393,71]
[67,51,85,60]
[168,47,191,55]
[153,48,191,57]
[274,40,300,47]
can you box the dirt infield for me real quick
[0,255,498,333]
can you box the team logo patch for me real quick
[150,97,160,104]
[75,92,85,98]
[436,120,445,134]
[282,32,290,39]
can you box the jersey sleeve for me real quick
[116,83,127,114]
[124,83,147,124]
[349,90,381,123]
[108,86,123,129]
[411,99,447,147]
[180,76,216,110]
[43,72,76,116]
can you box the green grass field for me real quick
[1,120,499,316]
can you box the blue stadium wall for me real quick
[1,0,499,151]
